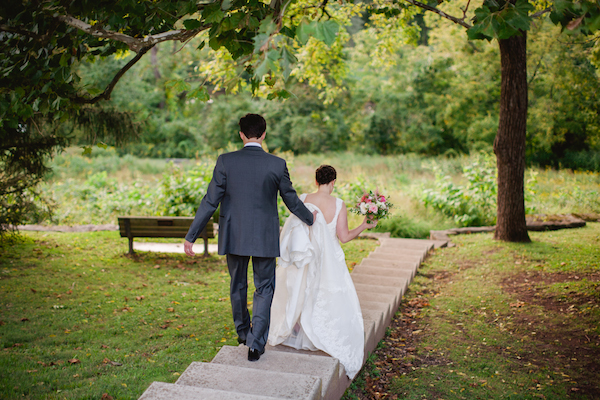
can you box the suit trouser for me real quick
[226,254,276,352]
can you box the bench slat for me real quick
[117,217,216,255]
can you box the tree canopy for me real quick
[2,0,600,239]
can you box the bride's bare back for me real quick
[304,192,337,224]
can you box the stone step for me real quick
[362,300,394,330]
[378,238,435,251]
[176,362,322,400]
[350,274,409,292]
[372,247,428,262]
[139,382,280,400]
[359,259,418,279]
[362,318,376,359]
[211,345,340,400]
[353,283,404,311]
[361,308,385,346]
[367,252,423,264]
[353,265,414,282]
[357,292,398,313]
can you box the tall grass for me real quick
[37,149,600,235]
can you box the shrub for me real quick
[421,153,497,227]
[159,162,214,217]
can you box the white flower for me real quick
[360,203,368,215]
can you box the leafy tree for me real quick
[0,0,342,232]
[364,0,600,242]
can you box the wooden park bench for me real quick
[117,216,215,256]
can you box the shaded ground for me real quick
[346,259,600,399]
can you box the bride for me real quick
[268,165,377,379]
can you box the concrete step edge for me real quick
[139,381,281,400]
[176,362,322,400]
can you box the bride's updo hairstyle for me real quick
[316,165,336,185]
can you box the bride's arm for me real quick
[336,202,377,244]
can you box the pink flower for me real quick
[379,196,386,202]
[369,204,378,213]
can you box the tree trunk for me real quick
[494,33,531,242]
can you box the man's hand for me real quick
[184,240,195,257]
[312,210,318,224]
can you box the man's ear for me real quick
[260,131,266,140]
[239,131,246,140]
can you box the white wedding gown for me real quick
[268,195,364,379]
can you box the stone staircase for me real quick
[138,237,447,400]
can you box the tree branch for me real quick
[0,24,48,42]
[56,14,206,53]
[531,6,552,19]
[71,46,152,104]
[404,0,472,29]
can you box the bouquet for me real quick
[351,190,393,221]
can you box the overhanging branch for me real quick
[57,14,206,53]
[71,46,151,104]
[531,6,552,19]
[404,0,472,29]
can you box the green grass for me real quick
[0,231,376,399]
[347,222,600,400]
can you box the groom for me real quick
[184,113,315,361]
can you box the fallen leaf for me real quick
[101,393,113,400]
[21,318,29,322]
[101,344,109,349]
[167,307,174,312]
[154,265,160,269]
[68,358,80,364]
[30,288,37,293]
[136,296,144,301]
[110,361,123,366]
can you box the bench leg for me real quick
[203,237,209,257]
[128,237,135,255]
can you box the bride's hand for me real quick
[364,216,378,229]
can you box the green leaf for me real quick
[97,142,108,149]
[197,41,206,51]
[221,0,232,11]
[280,46,297,81]
[165,79,191,92]
[296,20,317,45]
[203,4,225,24]
[253,33,270,53]
[277,89,291,99]
[280,26,295,39]
[265,76,276,86]
[259,15,276,35]
[183,19,203,30]
[187,85,210,102]
[82,146,92,156]
[315,20,339,47]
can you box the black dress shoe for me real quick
[248,348,264,362]
[237,337,246,345]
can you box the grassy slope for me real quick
[0,231,377,399]
[347,223,600,400]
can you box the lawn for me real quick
[0,230,377,399]
[346,222,600,400]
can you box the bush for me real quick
[373,214,434,239]
[421,153,497,227]
[159,162,214,216]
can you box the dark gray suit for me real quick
[185,145,313,351]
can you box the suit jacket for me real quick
[185,146,313,257]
